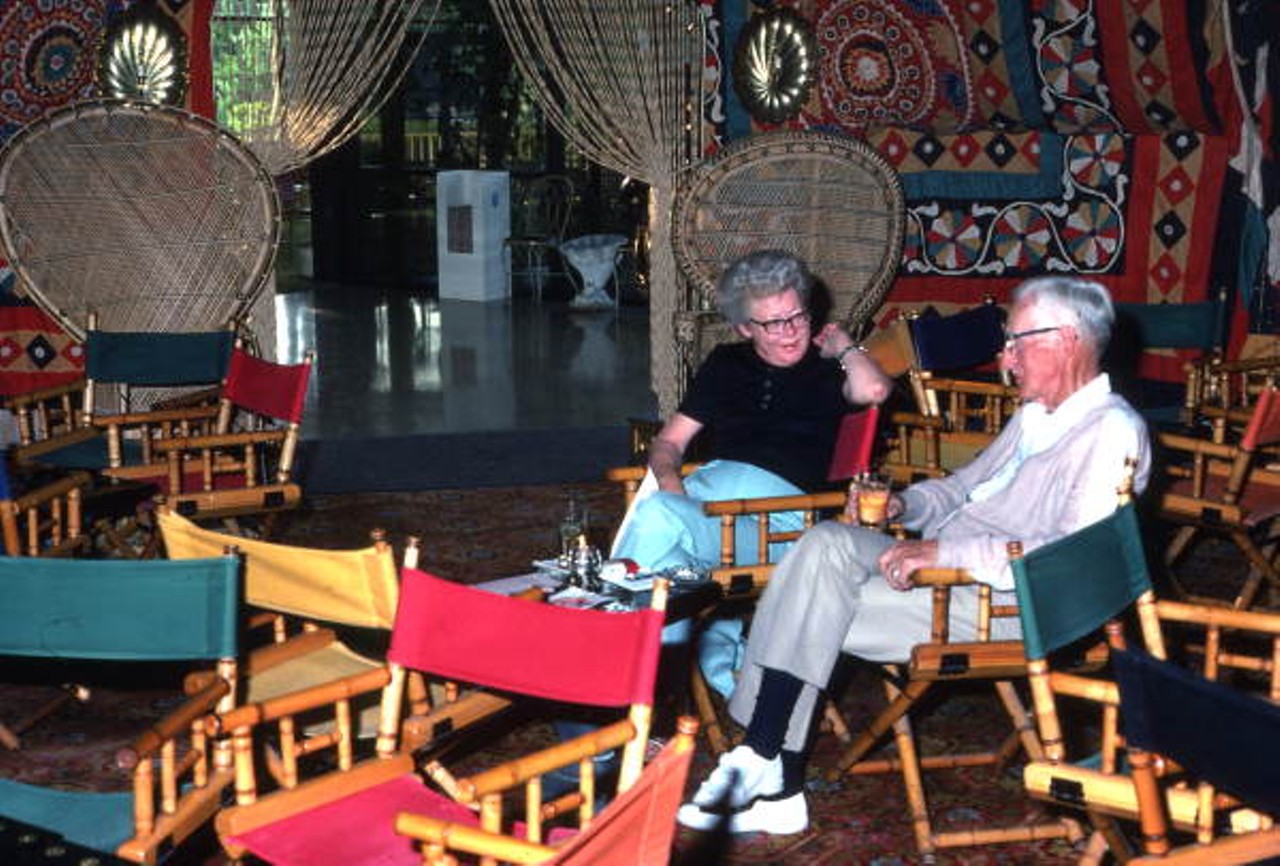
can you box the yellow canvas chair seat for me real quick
[159,509,509,788]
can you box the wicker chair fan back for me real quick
[0,99,279,342]
[672,131,905,334]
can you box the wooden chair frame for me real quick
[395,716,700,866]
[0,554,242,864]
[1016,499,1280,862]
[1154,385,1280,609]
[204,570,670,865]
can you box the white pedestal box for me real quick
[436,170,511,302]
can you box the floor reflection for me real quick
[274,286,657,441]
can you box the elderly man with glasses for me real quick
[676,274,1153,836]
[611,248,891,574]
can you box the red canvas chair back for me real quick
[1241,386,1280,451]
[390,567,664,708]
[223,347,310,423]
[827,405,881,482]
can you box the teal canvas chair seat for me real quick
[0,554,242,863]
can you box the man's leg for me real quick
[679,521,894,834]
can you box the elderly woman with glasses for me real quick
[611,248,890,576]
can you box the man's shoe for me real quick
[688,745,783,809]
[728,792,808,834]
[676,791,808,835]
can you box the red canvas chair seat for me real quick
[227,774,476,866]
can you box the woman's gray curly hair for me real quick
[715,250,812,326]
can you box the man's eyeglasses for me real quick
[1003,325,1062,350]
[749,310,812,335]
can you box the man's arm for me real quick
[648,412,703,494]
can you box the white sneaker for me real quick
[676,791,809,835]
[689,745,783,809]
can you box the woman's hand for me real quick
[813,323,855,359]
[876,539,939,591]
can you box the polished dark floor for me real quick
[271,216,658,443]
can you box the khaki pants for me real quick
[728,521,1016,752]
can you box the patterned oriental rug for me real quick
[0,481,1246,864]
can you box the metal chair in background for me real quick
[506,174,575,302]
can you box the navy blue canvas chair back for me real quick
[909,303,1006,372]
[1113,647,1280,817]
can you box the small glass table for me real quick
[557,233,627,311]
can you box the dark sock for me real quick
[780,749,807,796]
[742,667,804,760]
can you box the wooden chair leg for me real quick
[688,660,732,757]
[0,685,89,749]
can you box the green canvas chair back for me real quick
[0,554,240,660]
[86,328,234,387]
[1011,503,1152,661]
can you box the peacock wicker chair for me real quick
[670,130,905,396]
[0,99,279,349]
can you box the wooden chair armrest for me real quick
[11,425,100,460]
[922,376,1017,397]
[703,490,847,517]
[207,666,392,735]
[4,378,87,408]
[451,718,638,802]
[92,404,221,428]
[1044,671,1118,705]
[117,676,231,769]
[888,409,946,429]
[243,629,341,677]
[911,568,978,587]
[604,462,701,484]
[1157,431,1237,458]
[149,385,223,411]
[394,812,555,863]
[11,470,91,509]
[153,428,288,452]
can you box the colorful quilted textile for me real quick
[0,297,83,397]
[712,0,1261,374]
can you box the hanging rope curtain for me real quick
[213,0,440,176]
[487,0,706,414]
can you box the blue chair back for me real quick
[86,329,234,387]
[1113,647,1280,816]
[1011,503,1152,661]
[909,303,1006,372]
[0,555,240,661]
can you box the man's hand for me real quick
[877,539,939,591]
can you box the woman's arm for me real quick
[648,412,704,494]
[812,323,892,405]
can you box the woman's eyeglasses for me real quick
[749,310,812,335]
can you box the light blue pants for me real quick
[611,460,806,696]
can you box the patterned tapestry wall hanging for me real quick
[709,0,1270,376]
[0,0,212,141]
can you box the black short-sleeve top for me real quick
[679,342,848,490]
